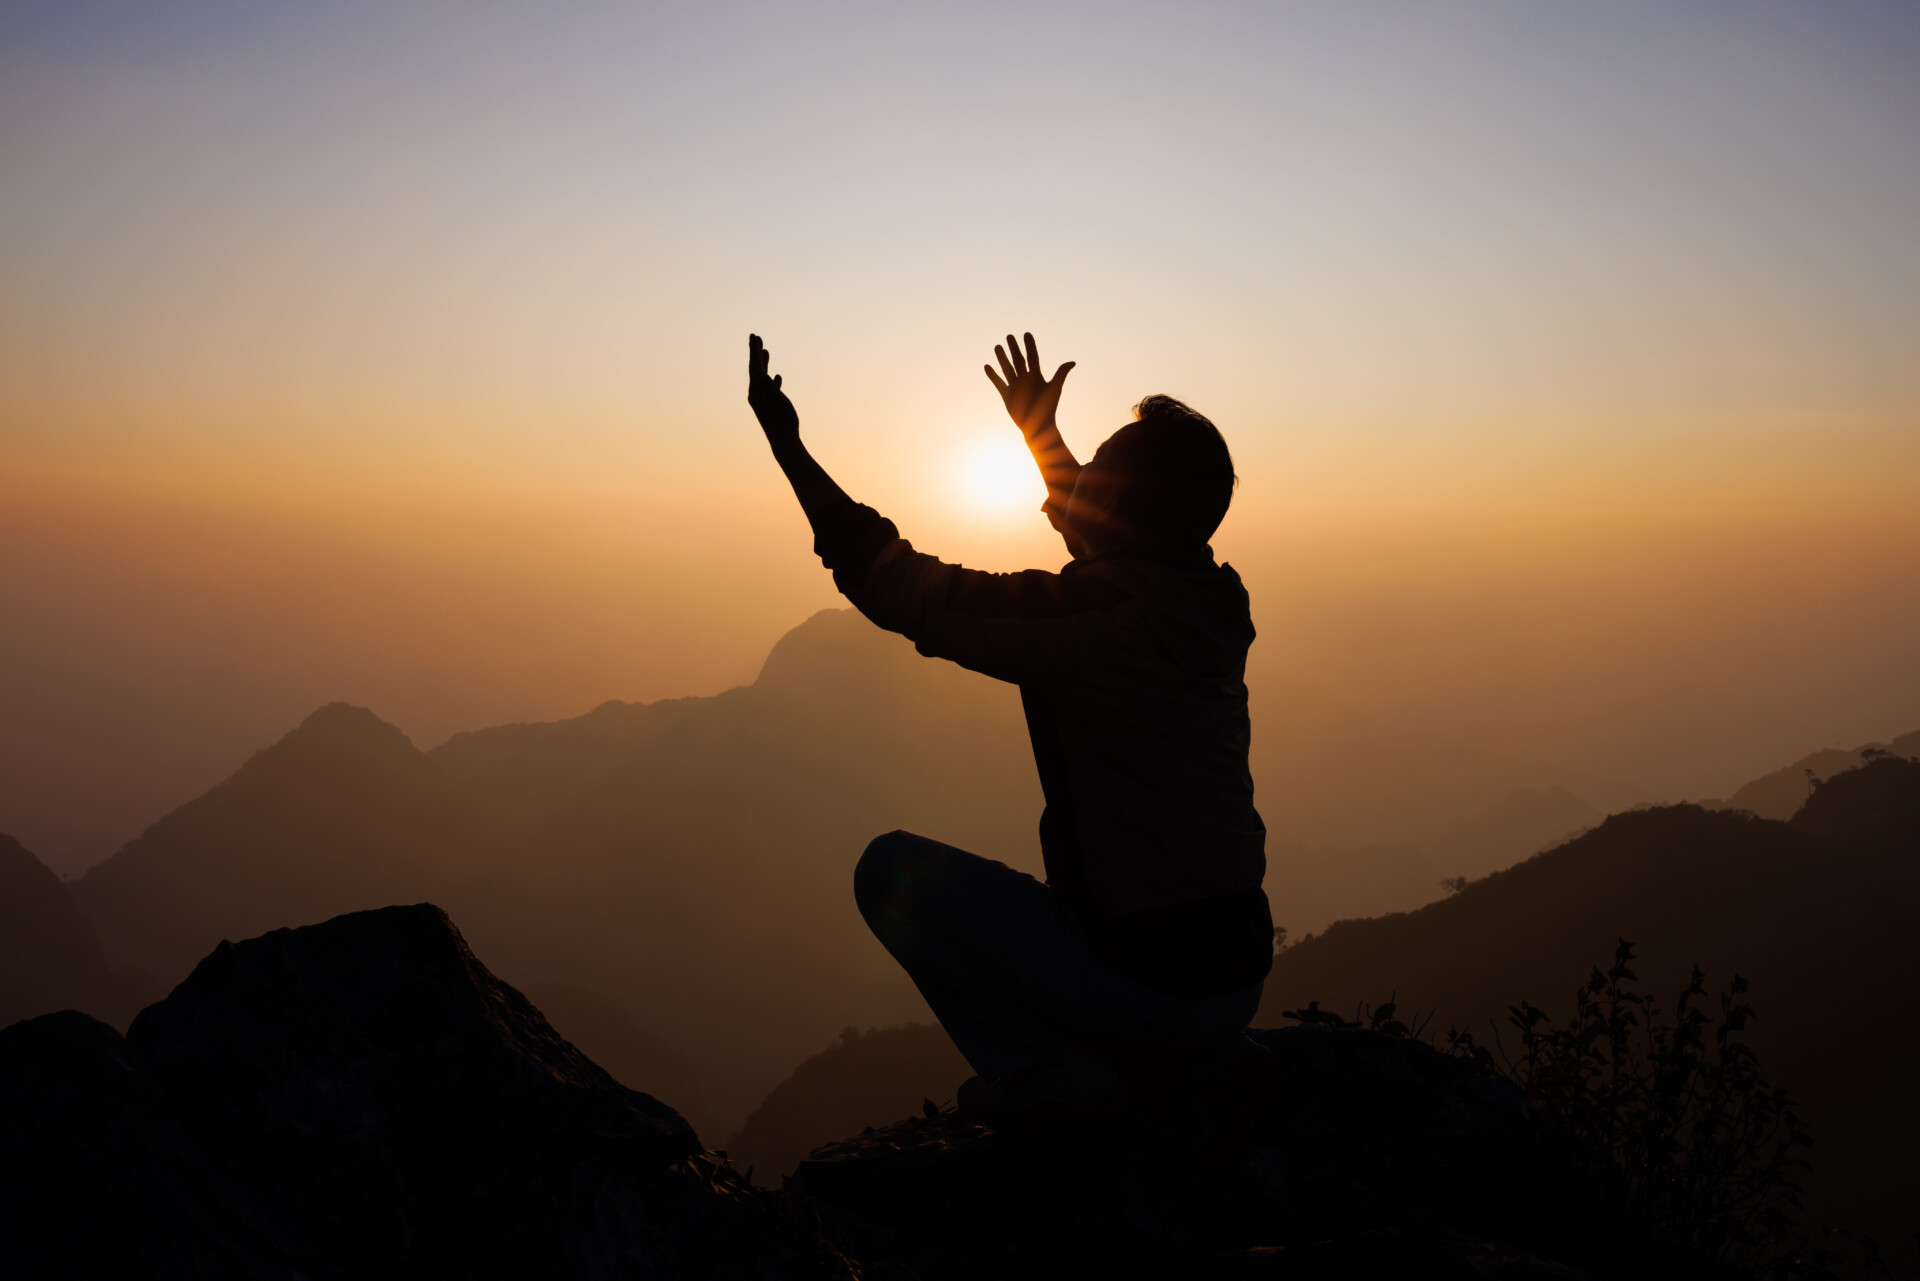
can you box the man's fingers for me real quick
[1050,360,1076,388]
[1006,334,1025,376]
[984,364,1009,394]
[1024,332,1042,377]
[995,344,1017,384]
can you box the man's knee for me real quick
[854,829,923,919]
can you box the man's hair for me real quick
[1088,394,1237,549]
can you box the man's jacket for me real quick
[813,499,1272,998]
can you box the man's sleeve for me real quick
[811,499,1131,686]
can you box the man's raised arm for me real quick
[748,333,854,526]
[984,331,1081,547]
[744,333,1117,691]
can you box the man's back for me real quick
[814,502,1271,997]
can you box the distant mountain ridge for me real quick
[75,702,475,998]
[30,603,1920,1136]
[1706,729,1920,819]
[69,609,1040,1129]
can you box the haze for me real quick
[4,1,1918,879]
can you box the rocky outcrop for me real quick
[786,1025,1596,1280]
[2,899,1737,1278]
[0,904,844,1280]
[0,1009,303,1279]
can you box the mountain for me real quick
[0,905,833,1279]
[56,601,1919,1139]
[1255,754,1920,1247]
[75,702,476,996]
[423,607,1041,1126]
[1708,729,1920,819]
[0,833,125,1028]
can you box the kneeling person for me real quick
[745,331,1271,1130]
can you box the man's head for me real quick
[1068,395,1236,554]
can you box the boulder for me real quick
[787,1026,1595,1280]
[0,1009,306,1279]
[1,904,845,1280]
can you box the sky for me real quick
[4,1,1919,876]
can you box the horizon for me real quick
[23,602,1920,903]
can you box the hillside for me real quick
[1708,729,1920,819]
[1256,754,1920,1246]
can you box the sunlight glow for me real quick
[957,436,1041,515]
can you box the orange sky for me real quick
[4,3,1918,874]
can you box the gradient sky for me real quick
[4,2,1919,874]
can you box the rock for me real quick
[1177,1233,1599,1279]
[0,1010,304,1279]
[0,903,1741,1278]
[2,904,847,1280]
[1246,1024,1547,1238]
[786,1026,1592,1280]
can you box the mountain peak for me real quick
[284,701,418,753]
[72,703,459,995]
[206,702,428,795]
[753,608,914,693]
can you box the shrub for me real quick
[1449,940,1810,1276]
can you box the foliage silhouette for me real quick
[1259,757,1920,1257]
[1450,941,1808,1276]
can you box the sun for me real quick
[957,435,1039,515]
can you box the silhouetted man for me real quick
[747,332,1270,1137]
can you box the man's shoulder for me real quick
[1075,552,1248,609]
[945,562,1131,621]
[1074,554,1254,658]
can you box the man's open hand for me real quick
[748,334,800,443]
[984,332,1074,439]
